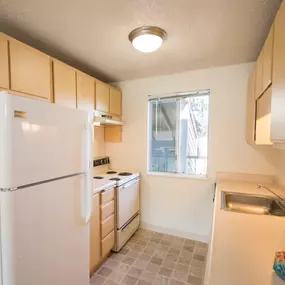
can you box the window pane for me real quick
[149,98,177,172]
[149,92,209,176]
[178,95,209,175]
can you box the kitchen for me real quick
[0,0,285,285]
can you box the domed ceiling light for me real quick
[128,26,167,53]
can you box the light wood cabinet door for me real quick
[105,126,122,142]
[102,230,115,258]
[255,49,263,99]
[95,81,109,113]
[9,38,51,100]
[262,25,274,92]
[101,188,115,204]
[255,86,273,145]
[76,71,95,113]
[90,193,101,273]
[273,1,285,93]
[101,200,114,220]
[246,71,256,145]
[53,60,76,108]
[0,33,9,89]
[101,214,115,239]
[109,88,122,116]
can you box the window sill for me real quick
[146,171,209,180]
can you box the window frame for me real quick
[147,90,210,179]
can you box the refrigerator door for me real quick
[0,175,89,285]
[0,92,90,189]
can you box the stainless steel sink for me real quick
[221,192,285,216]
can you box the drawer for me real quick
[101,188,115,204]
[102,230,115,257]
[101,200,114,220]
[101,214,115,239]
[115,214,140,252]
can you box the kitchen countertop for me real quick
[205,174,285,285]
[93,179,116,194]
[217,179,285,198]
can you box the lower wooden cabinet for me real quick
[102,230,115,258]
[101,214,115,239]
[101,200,115,220]
[90,188,115,274]
[90,193,101,272]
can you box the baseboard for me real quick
[140,222,209,243]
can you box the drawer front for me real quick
[101,214,115,239]
[101,200,115,220]
[115,214,140,252]
[101,188,115,204]
[102,230,115,257]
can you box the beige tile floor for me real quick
[90,229,208,285]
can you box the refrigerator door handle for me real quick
[83,121,93,223]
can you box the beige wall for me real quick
[106,63,276,241]
[274,150,285,184]
[93,126,105,158]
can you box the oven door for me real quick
[117,177,140,229]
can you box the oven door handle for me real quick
[120,178,140,189]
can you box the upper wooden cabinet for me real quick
[255,86,273,145]
[95,80,109,113]
[76,71,95,113]
[262,26,274,92]
[246,71,256,145]
[0,33,9,89]
[273,1,285,92]
[109,87,122,116]
[9,38,52,100]
[255,50,263,99]
[0,32,123,132]
[53,60,76,108]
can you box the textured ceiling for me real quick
[0,0,282,82]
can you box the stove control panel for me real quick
[93,156,110,167]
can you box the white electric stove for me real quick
[93,157,140,252]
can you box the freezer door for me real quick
[0,175,89,285]
[0,92,91,189]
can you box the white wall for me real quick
[273,149,285,184]
[106,63,276,242]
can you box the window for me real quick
[148,91,209,177]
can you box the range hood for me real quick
[93,110,124,126]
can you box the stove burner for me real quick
[107,171,117,174]
[118,172,132,176]
[110,178,121,181]
[94,176,104,179]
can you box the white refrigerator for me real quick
[0,92,93,285]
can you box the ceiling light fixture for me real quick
[128,26,167,53]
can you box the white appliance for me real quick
[93,157,140,252]
[0,92,93,285]
[93,110,124,126]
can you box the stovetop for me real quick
[93,170,140,186]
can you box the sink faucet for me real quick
[257,184,285,208]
